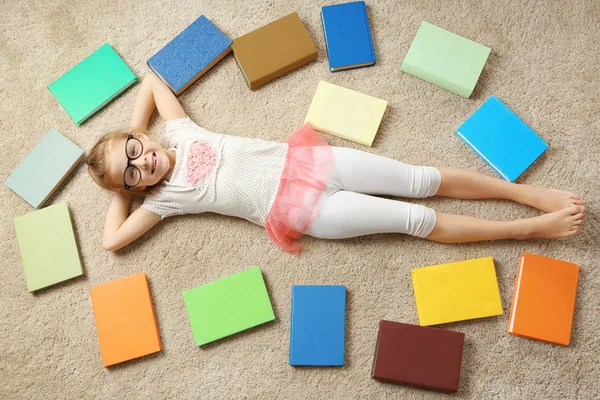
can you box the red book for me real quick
[371,320,465,392]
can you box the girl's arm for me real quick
[102,191,161,251]
[130,74,187,130]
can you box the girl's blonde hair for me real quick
[86,128,152,197]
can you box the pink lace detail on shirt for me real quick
[185,140,216,185]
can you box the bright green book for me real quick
[401,21,491,98]
[5,128,85,208]
[13,203,83,292]
[183,266,275,346]
[48,43,137,126]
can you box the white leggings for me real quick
[306,147,442,240]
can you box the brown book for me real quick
[232,12,318,90]
[371,320,465,393]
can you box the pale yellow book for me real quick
[304,80,387,146]
[411,257,503,326]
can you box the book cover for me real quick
[456,94,549,182]
[183,267,275,346]
[400,21,491,98]
[411,257,503,326]
[90,272,162,367]
[148,15,232,95]
[321,1,376,72]
[289,285,346,366]
[508,253,579,346]
[5,128,85,208]
[48,43,138,126]
[304,80,387,146]
[372,320,464,392]
[232,12,318,90]
[13,203,83,292]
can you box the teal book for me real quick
[5,129,85,208]
[183,267,275,346]
[401,21,491,98]
[48,43,138,126]
[14,203,83,292]
[456,95,548,182]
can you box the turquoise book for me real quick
[321,1,375,72]
[289,285,346,366]
[456,95,548,182]
[148,15,232,95]
[401,21,490,98]
[183,267,275,346]
[14,203,83,292]
[48,43,138,126]
[5,128,85,208]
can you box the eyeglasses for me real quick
[123,135,143,190]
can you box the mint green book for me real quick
[401,21,491,98]
[5,129,85,208]
[48,43,138,126]
[14,203,83,292]
[183,266,275,346]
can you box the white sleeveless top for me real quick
[141,117,288,226]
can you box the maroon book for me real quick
[371,320,465,392]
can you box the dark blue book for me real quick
[289,285,346,366]
[148,15,232,95]
[456,95,549,182]
[321,1,375,72]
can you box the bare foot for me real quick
[522,187,584,213]
[520,205,585,239]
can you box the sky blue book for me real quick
[5,129,85,208]
[289,285,346,366]
[321,1,375,72]
[456,95,549,182]
[148,15,232,95]
[48,43,137,126]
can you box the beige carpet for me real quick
[1,0,599,398]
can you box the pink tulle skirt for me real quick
[265,124,334,255]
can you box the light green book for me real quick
[13,203,83,292]
[401,21,491,98]
[183,267,275,346]
[5,128,85,208]
[48,43,137,126]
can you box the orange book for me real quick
[507,253,579,346]
[90,273,162,366]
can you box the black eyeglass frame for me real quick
[123,134,143,190]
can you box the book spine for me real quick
[455,129,512,181]
[320,11,334,72]
[507,254,527,333]
[361,1,376,64]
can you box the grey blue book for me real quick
[5,128,85,208]
[48,43,138,126]
[148,15,232,95]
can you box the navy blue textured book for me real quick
[148,15,232,95]
[321,1,375,72]
[289,285,346,366]
[456,95,548,182]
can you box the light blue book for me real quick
[148,15,232,95]
[456,95,548,182]
[289,285,346,366]
[5,129,85,208]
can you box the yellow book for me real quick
[304,80,387,146]
[411,257,503,326]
